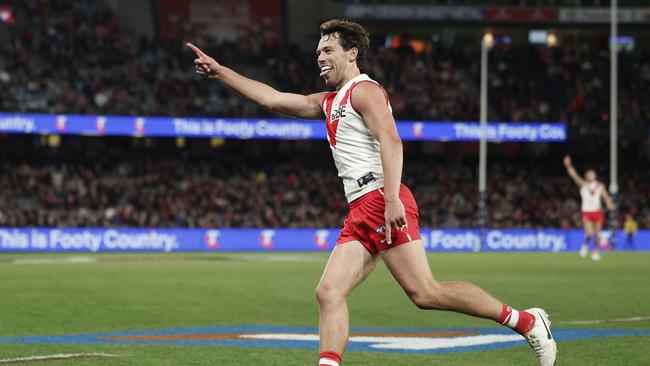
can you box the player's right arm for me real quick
[600,184,614,211]
[563,155,585,187]
[187,42,325,120]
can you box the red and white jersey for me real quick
[580,181,603,212]
[321,74,390,203]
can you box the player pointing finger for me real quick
[186,42,220,79]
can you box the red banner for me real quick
[484,7,557,22]
[156,0,282,43]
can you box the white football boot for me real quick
[579,245,589,258]
[523,308,557,366]
[591,250,601,261]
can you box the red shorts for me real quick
[336,184,421,254]
[582,211,604,223]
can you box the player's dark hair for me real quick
[320,19,370,70]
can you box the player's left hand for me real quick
[384,198,407,245]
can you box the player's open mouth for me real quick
[319,65,333,78]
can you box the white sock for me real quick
[319,358,340,366]
[501,306,520,329]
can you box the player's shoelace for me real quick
[527,336,546,357]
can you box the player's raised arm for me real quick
[186,42,325,120]
[601,184,614,211]
[563,155,585,187]
[352,81,405,243]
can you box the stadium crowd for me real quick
[2,1,648,135]
[1,138,648,229]
[0,0,480,122]
[486,43,650,136]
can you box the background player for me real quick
[563,156,614,260]
[188,19,556,366]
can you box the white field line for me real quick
[562,316,650,325]
[239,333,524,350]
[0,353,116,364]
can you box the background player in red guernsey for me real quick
[188,19,556,366]
[564,156,613,261]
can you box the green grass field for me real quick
[0,252,649,365]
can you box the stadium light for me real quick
[482,33,494,48]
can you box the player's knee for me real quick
[315,283,345,307]
[409,287,445,310]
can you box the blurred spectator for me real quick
[623,213,638,250]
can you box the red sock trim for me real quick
[499,304,512,325]
[499,304,536,334]
[516,311,536,334]
[319,351,342,364]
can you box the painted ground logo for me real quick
[0,326,647,354]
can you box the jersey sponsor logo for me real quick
[357,172,376,187]
[330,105,347,122]
[327,105,347,146]
[376,225,390,244]
[1,326,646,354]
[325,83,357,147]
